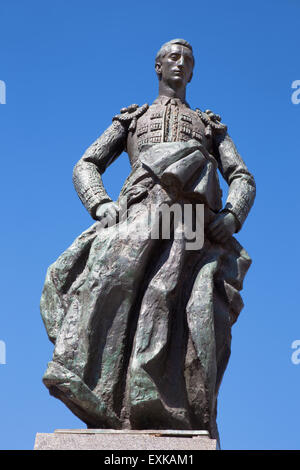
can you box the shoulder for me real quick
[112,103,149,132]
[194,108,227,138]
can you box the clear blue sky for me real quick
[0,0,299,450]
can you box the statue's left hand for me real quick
[206,211,237,243]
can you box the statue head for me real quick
[155,39,194,90]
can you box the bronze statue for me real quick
[40,39,256,442]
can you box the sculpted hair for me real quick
[155,39,194,66]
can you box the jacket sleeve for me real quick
[73,120,127,219]
[214,132,256,232]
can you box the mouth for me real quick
[172,69,184,76]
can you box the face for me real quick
[156,44,194,88]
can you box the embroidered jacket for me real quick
[72,96,256,231]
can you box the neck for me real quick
[158,81,186,102]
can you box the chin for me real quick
[169,76,185,86]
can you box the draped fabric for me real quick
[41,141,251,440]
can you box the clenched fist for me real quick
[96,201,119,227]
[206,211,237,243]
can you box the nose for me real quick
[177,55,184,67]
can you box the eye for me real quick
[170,54,179,60]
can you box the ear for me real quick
[155,62,162,77]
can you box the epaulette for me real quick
[195,108,227,138]
[113,103,149,133]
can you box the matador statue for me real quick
[40,39,256,442]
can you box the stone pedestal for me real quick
[34,429,217,450]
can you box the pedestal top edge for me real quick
[54,429,211,437]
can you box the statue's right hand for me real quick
[95,201,119,227]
